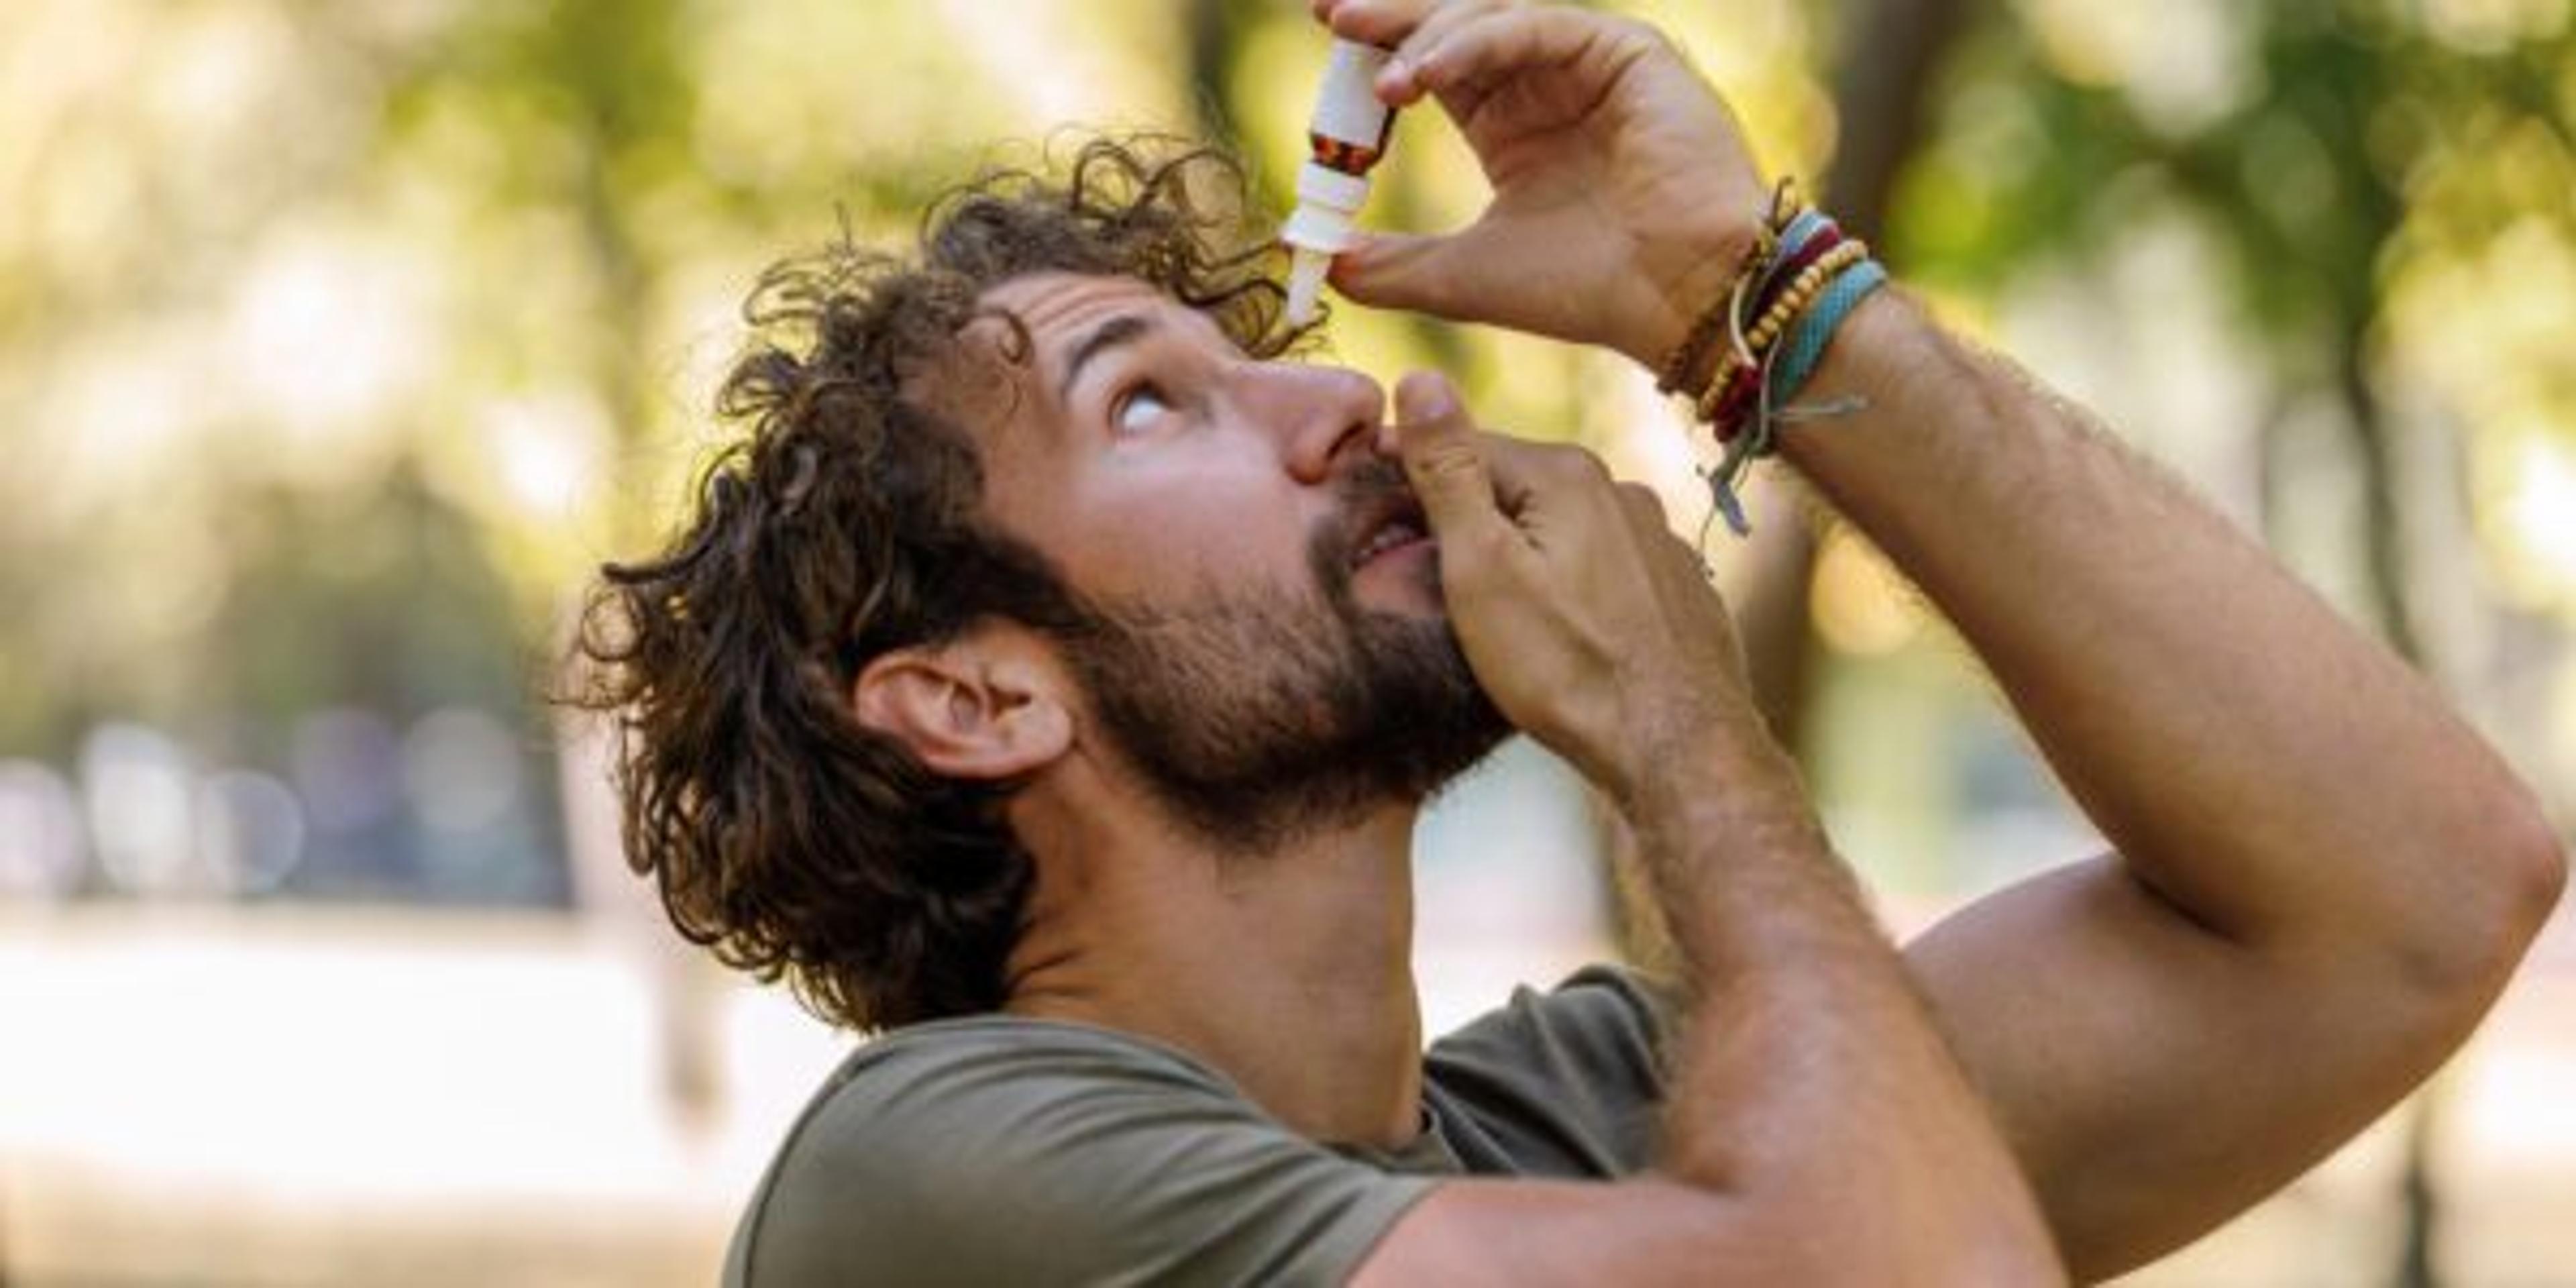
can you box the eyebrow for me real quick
[1055,313,1158,407]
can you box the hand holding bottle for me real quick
[1310,0,1772,372]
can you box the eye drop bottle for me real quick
[1282,38,1397,327]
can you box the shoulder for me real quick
[1425,964,1677,1178]
[732,1016,1436,1288]
[1432,962,1675,1077]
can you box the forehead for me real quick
[977,270,1234,370]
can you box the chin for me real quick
[1359,592,1446,624]
[1350,555,1445,614]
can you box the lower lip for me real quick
[1358,536,1434,571]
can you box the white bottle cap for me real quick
[1281,205,1354,257]
[1281,162,1364,256]
[1296,160,1371,212]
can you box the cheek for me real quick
[1064,461,1320,602]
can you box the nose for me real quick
[1238,360,1385,484]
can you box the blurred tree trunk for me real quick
[2249,209,2445,1288]
[1736,0,1970,759]
[2345,338,2445,1288]
[2331,347,2447,1288]
[2339,354,2425,665]
[2253,341,2447,1288]
[2396,1089,2445,1288]
[1184,0,1244,144]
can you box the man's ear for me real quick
[849,624,1073,782]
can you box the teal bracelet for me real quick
[1766,258,1888,402]
[1699,256,1888,541]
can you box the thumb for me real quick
[1391,371,1508,553]
[1332,229,1487,320]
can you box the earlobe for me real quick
[851,635,1072,782]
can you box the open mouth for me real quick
[1348,498,1431,571]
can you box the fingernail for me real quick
[1398,371,1456,423]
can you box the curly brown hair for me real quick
[568,136,1305,1032]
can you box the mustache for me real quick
[1293,458,1405,597]
[1336,456,1411,512]
[1316,457,1417,573]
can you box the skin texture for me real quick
[847,1,2569,1282]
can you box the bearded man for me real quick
[573,1,2565,1283]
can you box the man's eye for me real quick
[1113,384,1175,435]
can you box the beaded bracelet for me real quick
[1697,240,1869,422]
[1649,178,1891,539]
[1654,178,1805,396]
[1695,254,1885,538]
[1687,211,1842,417]
[1687,224,1888,539]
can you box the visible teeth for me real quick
[1356,521,1422,566]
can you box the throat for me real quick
[1001,808,1428,1149]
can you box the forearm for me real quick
[1776,291,2561,969]
[1621,726,2059,1281]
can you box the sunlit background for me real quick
[2,0,2571,1283]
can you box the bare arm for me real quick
[1315,0,2567,1279]
[1782,294,2567,1277]
[1351,374,2059,1286]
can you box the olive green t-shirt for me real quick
[722,965,1673,1287]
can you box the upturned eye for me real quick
[1113,384,1175,435]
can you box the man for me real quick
[574,1,2566,1283]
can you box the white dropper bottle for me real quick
[1281,38,1397,327]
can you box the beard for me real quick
[1047,462,1511,855]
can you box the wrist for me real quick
[1625,201,1771,374]
[1603,699,1805,831]
[1664,194,1895,537]
[1769,288,1923,472]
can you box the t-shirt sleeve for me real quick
[1423,963,1678,1178]
[732,1025,1439,1288]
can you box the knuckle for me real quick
[1616,481,1667,519]
[1407,451,1493,502]
[1479,436,1545,478]
[1550,445,1613,486]
[1412,441,1485,480]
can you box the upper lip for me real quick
[1346,492,1430,570]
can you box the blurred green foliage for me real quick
[0,0,2567,908]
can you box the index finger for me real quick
[1389,371,1517,551]
[1313,0,1444,52]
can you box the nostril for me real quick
[1253,359,1386,481]
[1324,410,1379,472]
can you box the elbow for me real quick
[2477,780,2565,965]
[2400,780,2565,1002]
[2502,788,2568,947]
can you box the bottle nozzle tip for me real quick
[1285,248,1330,327]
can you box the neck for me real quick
[1002,782,1426,1150]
